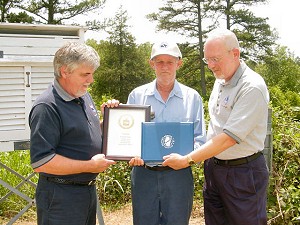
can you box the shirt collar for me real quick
[145,79,183,99]
[54,79,75,102]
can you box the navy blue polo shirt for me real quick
[29,79,102,182]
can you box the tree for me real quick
[255,46,300,93]
[88,7,154,104]
[6,11,34,23]
[1,0,12,21]
[15,0,105,24]
[0,0,30,22]
[147,0,277,96]
[223,1,277,62]
[148,0,211,96]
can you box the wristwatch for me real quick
[187,155,195,166]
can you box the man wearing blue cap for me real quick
[128,40,206,225]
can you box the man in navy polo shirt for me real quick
[163,29,269,225]
[29,42,116,225]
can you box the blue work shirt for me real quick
[127,79,206,148]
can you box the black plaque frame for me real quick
[102,104,151,160]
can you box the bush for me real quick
[267,88,300,224]
[97,161,132,209]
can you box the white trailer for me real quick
[0,23,86,152]
[0,23,105,225]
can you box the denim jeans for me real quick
[131,166,194,225]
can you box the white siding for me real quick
[0,23,86,151]
[0,34,80,60]
[31,65,54,103]
[0,66,26,131]
[0,63,54,151]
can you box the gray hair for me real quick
[205,28,240,50]
[53,42,100,78]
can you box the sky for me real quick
[82,0,299,57]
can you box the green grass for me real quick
[0,150,37,220]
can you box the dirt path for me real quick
[1,202,205,225]
[103,203,204,225]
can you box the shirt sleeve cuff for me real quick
[31,153,56,169]
[223,129,241,144]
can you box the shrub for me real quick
[267,88,300,224]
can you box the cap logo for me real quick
[160,43,168,48]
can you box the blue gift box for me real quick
[141,122,194,163]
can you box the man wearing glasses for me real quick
[163,28,269,225]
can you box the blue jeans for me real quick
[131,166,194,225]
[203,155,269,225]
[36,176,97,225]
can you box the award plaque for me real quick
[141,122,194,163]
[102,104,151,160]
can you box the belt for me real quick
[42,176,96,186]
[144,164,173,171]
[213,152,263,167]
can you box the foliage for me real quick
[87,8,154,103]
[252,50,300,223]
[0,0,22,22]
[147,0,209,96]
[96,162,132,209]
[147,0,276,96]
[6,11,34,23]
[0,0,105,24]
[176,43,215,100]
[0,151,37,219]
[0,0,35,23]
[192,164,205,202]
[223,1,277,62]
[256,46,300,93]
[266,86,300,224]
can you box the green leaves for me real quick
[267,87,300,224]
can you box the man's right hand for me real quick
[91,154,116,173]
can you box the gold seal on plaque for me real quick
[118,114,134,129]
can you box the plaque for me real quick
[102,104,151,160]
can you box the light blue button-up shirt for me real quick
[127,79,206,147]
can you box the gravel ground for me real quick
[1,202,205,225]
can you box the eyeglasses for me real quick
[202,49,234,64]
[202,56,223,64]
